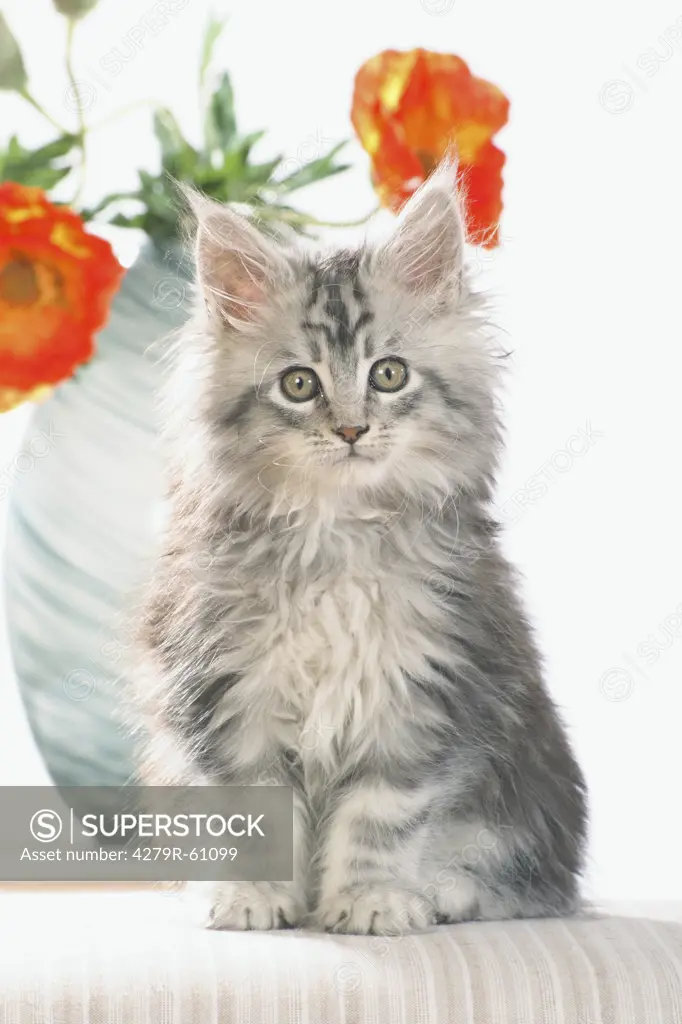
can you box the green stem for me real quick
[257,205,380,229]
[17,89,69,134]
[65,17,87,205]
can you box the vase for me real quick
[3,244,190,787]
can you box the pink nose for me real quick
[335,424,369,445]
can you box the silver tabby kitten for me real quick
[135,163,587,935]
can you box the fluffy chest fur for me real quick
[209,511,454,782]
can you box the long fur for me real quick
[134,164,587,934]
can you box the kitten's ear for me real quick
[377,160,465,302]
[183,188,288,329]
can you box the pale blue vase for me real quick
[4,245,190,786]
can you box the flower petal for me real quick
[0,183,124,400]
[352,49,509,246]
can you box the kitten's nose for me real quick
[335,424,370,445]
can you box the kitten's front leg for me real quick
[208,784,309,931]
[140,721,309,931]
[313,781,438,935]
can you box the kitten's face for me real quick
[187,166,499,514]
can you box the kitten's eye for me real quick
[369,358,408,393]
[281,367,320,402]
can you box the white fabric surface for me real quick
[0,890,681,1023]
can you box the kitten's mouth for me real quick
[345,444,378,461]
[324,446,377,466]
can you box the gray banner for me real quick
[0,787,293,881]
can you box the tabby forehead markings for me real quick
[301,251,375,368]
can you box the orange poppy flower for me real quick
[352,50,510,247]
[0,183,124,411]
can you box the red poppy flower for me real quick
[0,183,124,410]
[352,49,510,247]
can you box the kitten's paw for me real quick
[208,882,304,931]
[316,885,435,935]
[433,871,481,923]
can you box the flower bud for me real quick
[52,0,99,18]
[0,14,28,92]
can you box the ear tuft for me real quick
[181,186,287,330]
[378,158,465,301]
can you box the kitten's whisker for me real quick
[253,347,280,398]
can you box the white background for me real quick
[0,0,680,902]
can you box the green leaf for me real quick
[137,171,178,220]
[236,130,266,160]
[0,13,27,92]
[110,213,147,230]
[153,110,199,181]
[204,72,237,153]
[199,14,227,88]
[29,134,77,163]
[8,134,77,172]
[274,142,350,193]
[14,165,72,189]
[138,169,159,191]
[5,135,23,163]
[251,202,317,236]
[241,157,282,184]
[52,0,99,18]
[0,132,77,188]
[80,191,140,221]
[153,108,186,160]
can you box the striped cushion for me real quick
[1,891,681,1022]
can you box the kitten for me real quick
[134,163,587,935]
